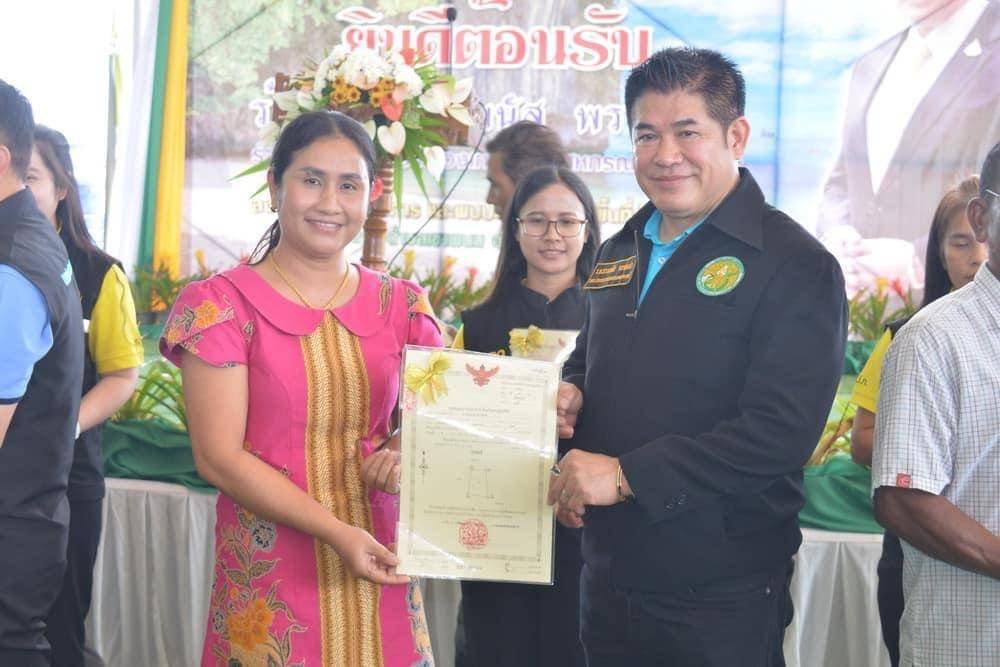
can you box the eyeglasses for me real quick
[984,188,999,201]
[516,215,587,238]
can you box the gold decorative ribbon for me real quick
[509,325,543,355]
[404,351,452,405]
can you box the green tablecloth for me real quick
[103,419,212,490]
[844,339,877,375]
[800,454,882,533]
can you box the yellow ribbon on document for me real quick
[404,351,452,405]
[509,325,543,355]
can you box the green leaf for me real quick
[231,159,270,180]
[409,158,430,203]
[393,156,404,219]
[419,116,447,129]
[413,128,447,146]
[401,108,422,129]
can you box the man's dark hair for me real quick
[624,47,745,131]
[0,79,35,180]
[486,121,568,181]
[980,141,1000,199]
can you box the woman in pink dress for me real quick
[161,111,441,666]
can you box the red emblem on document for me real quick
[459,519,488,549]
[466,363,500,387]
[895,473,912,488]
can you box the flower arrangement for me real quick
[250,45,474,209]
[848,277,917,342]
[389,250,493,327]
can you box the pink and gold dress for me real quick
[161,263,442,667]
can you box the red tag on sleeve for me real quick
[895,473,912,488]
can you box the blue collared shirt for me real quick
[0,264,53,402]
[639,210,705,303]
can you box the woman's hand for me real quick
[333,525,410,585]
[360,448,402,494]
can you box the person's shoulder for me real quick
[888,292,972,363]
[380,271,439,322]
[0,263,47,308]
[761,205,839,268]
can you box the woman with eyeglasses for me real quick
[455,165,600,667]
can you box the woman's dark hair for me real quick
[249,110,377,263]
[480,166,601,309]
[33,125,113,264]
[922,175,979,307]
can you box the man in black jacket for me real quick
[547,48,847,666]
[0,79,84,666]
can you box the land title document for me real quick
[396,346,558,584]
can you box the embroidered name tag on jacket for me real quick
[584,256,636,290]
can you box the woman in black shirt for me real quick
[457,165,600,667]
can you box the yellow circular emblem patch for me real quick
[696,256,745,296]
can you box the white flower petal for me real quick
[419,87,447,115]
[447,104,474,127]
[296,89,317,110]
[362,120,377,140]
[377,121,407,155]
[273,90,299,112]
[452,77,473,104]
[259,121,280,144]
[423,146,446,180]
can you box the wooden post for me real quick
[362,159,393,272]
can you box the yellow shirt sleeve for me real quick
[88,265,144,374]
[850,328,893,413]
[451,325,465,350]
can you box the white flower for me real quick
[296,89,319,111]
[393,65,424,100]
[339,49,394,90]
[419,77,474,125]
[328,45,350,67]
[362,120,376,140]
[273,90,300,112]
[377,121,407,155]
[259,121,280,144]
[423,146,446,180]
[314,60,331,90]
[386,50,404,68]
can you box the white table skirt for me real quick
[88,480,889,667]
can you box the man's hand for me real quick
[555,504,584,529]
[557,382,583,439]
[360,449,402,494]
[547,449,622,515]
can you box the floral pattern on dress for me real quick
[378,273,391,315]
[407,581,435,666]
[163,296,236,356]
[209,504,305,667]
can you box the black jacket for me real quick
[0,188,84,545]
[61,231,119,501]
[563,169,846,591]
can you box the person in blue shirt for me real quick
[0,79,84,667]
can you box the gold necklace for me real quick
[270,252,351,310]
